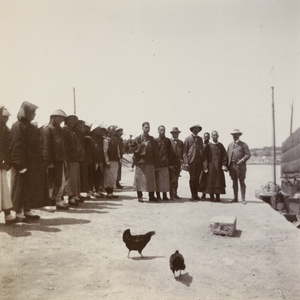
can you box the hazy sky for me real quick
[1,0,299,148]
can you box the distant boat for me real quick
[255,89,300,224]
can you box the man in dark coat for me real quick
[87,124,106,197]
[155,125,175,200]
[199,132,210,200]
[63,114,81,206]
[132,122,159,202]
[227,129,251,204]
[183,124,203,201]
[169,127,183,199]
[115,127,124,189]
[10,101,48,220]
[203,131,228,202]
[42,109,69,209]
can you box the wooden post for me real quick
[290,100,293,135]
[73,87,76,114]
[272,87,276,186]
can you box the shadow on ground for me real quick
[131,255,165,261]
[175,272,193,287]
[0,217,91,237]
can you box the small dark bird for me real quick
[122,229,155,258]
[169,250,186,277]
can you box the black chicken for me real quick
[169,250,186,277]
[122,229,155,258]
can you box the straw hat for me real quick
[230,129,243,135]
[190,124,202,132]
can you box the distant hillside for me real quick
[248,146,281,165]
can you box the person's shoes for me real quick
[24,210,40,220]
[230,198,238,203]
[201,195,206,200]
[69,198,79,206]
[5,214,18,225]
[174,194,181,199]
[194,195,201,201]
[242,200,247,204]
[94,192,102,198]
[56,201,69,210]
[163,196,169,200]
[107,194,118,199]
[156,195,161,200]
[149,197,158,202]
[116,183,123,189]
[169,196,175,201]
[138,197,144,203]
[74,196,81,203]
[16,213,26,222]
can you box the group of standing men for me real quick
[132,123,251,204]
[0,101,124,224]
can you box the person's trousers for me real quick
[229,163,246,200]
[169,166,181,197]
[188,159,202,198]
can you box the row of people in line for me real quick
[0,102,125,224]
[131,122,251,203]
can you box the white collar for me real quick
[211,140,219,145]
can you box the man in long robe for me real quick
[203,131,228,202]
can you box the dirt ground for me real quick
[1,155,300,300]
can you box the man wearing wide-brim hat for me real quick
[170,127,184,199]
[227,129,251,204]
[183,124,204,201]
[42,108,70,209]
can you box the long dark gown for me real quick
[202,142,228,194]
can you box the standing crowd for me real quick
[0,101,124,224]
[0,102,251,225]
[132,122,251,204]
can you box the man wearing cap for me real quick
[63,114,80,206]
[42,109,69,209]
[227,129,251,204]
[183,124,204,201]
[170,127,184,199]
[103,125,120,199]
[87,124,106,197]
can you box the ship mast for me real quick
[271,87,276,186]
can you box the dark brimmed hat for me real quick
[230,129,243,135]
[170,127,181,133]
[66,114,78,120]
[190,124,202,132]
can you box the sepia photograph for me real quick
[0,1,299,299]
